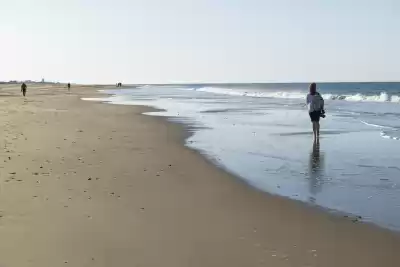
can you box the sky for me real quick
[0,0,399,84]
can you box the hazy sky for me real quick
[0,0,399,84]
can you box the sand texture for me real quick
[0,83,399,266]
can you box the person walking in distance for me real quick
[67,83,71,91]
[21,83,27,97]
[306,83,325,141]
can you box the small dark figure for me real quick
[67,83,71,91]
[21,83,27,97]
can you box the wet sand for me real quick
[0,83,399,266]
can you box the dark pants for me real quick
[309,110,321,122]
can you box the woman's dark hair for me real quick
[309,83,317,95]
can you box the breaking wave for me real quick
[193,87,400,103]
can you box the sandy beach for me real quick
[0,83,399,267]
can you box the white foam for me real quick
[196,87,306,99]
[381,131,400,140]
[361,121,394,129]
[391,95,400,102]
[81,95,132,103]
[81,97,108,101]
[343,92,390,102]
[194,87,400,103]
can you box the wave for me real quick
[360,121,395,129]
[381,130,400,140]
[193,87,400,103]
[325,92,399,102]
[195,87,305,99]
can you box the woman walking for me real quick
[306,83,325,141]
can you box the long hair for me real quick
[309,83,317,95]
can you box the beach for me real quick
[88,83,400,230]
[0,83,399,267]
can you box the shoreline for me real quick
[86,89,400,267]
[92,88,399,232]
[0,84,399,266]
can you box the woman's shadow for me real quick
[308,141,325,203]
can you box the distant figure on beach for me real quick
[21,83,27,97]
[306,83,325,141]
[117,82,122,87]
[67,83,71,91]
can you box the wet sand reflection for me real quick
[308,141,325,203]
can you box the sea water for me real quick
[83,82,400,231]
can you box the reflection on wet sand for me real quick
[308,141,325,203]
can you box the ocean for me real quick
[84,82,400,231]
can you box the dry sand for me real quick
[0,83,399,266]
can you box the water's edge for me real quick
[82,91,400,235]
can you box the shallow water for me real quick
[83,83,400,231]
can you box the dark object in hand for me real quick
[320,109,326,118]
